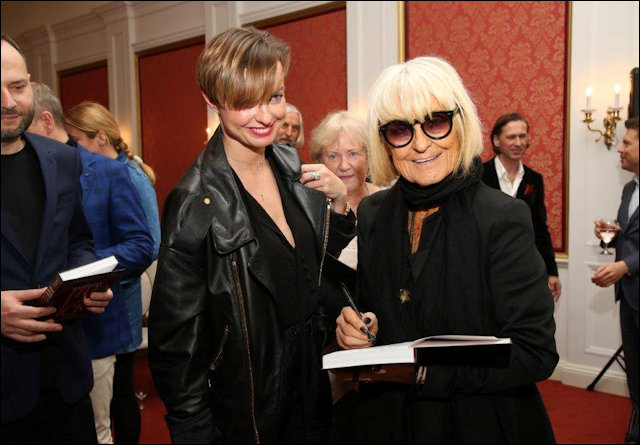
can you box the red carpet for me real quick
[134,350,631,444]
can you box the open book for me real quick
[35,256,123,322]
[323,335,511,369]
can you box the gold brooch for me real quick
[399,289,411,304]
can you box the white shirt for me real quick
[495,156,525,198]
[629,174,639,220]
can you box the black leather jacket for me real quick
[148,128,355,443]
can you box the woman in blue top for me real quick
[65,102,160,444]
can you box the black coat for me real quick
[354,182,558,443]
[482,158,559,276]
[148,128,355,443]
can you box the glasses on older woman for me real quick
[379,107,460,148]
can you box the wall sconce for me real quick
[204,127,212,145]
[581,85,622,150]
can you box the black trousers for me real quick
[1,392,96,444]
[110,352,140,444]
[621,297,639,442]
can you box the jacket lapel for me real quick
[515,166,533,199]
[200,130,275,297]
[32,142,58,274]
[1,211,30,265]
[78,148,96,205]
[483,158,500,189]
[619,181,638,235]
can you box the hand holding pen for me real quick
[335,283,378,349]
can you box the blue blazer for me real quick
[1,134,96,424]
[77,146,154,359]
[612,179,639,310]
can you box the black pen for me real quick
[340,282,376,342]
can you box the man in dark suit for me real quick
[1,34,112,443]
[482,112,561,301]
[592,117,639,444]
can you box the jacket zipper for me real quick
[231,260,260,444]
[209,325,230,374]
[317,198,332,286]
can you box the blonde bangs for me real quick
[367,56,484,185]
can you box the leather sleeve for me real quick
[148,189,221,444]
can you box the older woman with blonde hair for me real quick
[335,56,558,443]
[311,110,381,268]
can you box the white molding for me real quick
[18,25,54,48]
[54,54,109,73]
[94,1,133,25]
[130,0,194,18]
[585,345,623,359]
[238,1,333,25]
[132,27,205,53]
[49,12,102,43]
[556,360,629,397]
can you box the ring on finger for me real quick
[310,171,320,181]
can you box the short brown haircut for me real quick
[625,117,639,131]
[196,27,290,110]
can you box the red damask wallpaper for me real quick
[265,8,347,163]
[59,64,109,112]
[138,41,207,213]
[407,1,568,252]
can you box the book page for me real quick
[412,336,511,348]
[59,256,118,281]
[322,341,416,369]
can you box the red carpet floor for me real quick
[134,350,631,444]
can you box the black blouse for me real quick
[236,161,320,328]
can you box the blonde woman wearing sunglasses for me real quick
[335,56,558,443]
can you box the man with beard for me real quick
[1,34,112,443]
[482,112,562,302]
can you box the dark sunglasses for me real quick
[379,107,460,148]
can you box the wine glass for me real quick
[596,219,620,255]
[134,379,149,410]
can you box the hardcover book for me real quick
[35,256,122,322]
[323,335,511,369]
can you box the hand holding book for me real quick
[35,256,120,322]
[83,288,113,315]
[1,288,63,343]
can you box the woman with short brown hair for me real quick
[149,27,355,444]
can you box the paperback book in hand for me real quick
[323,335,512,369]
[35,256,122,322]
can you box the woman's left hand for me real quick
[300,164,348,212]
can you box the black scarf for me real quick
[363,157,496,343]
